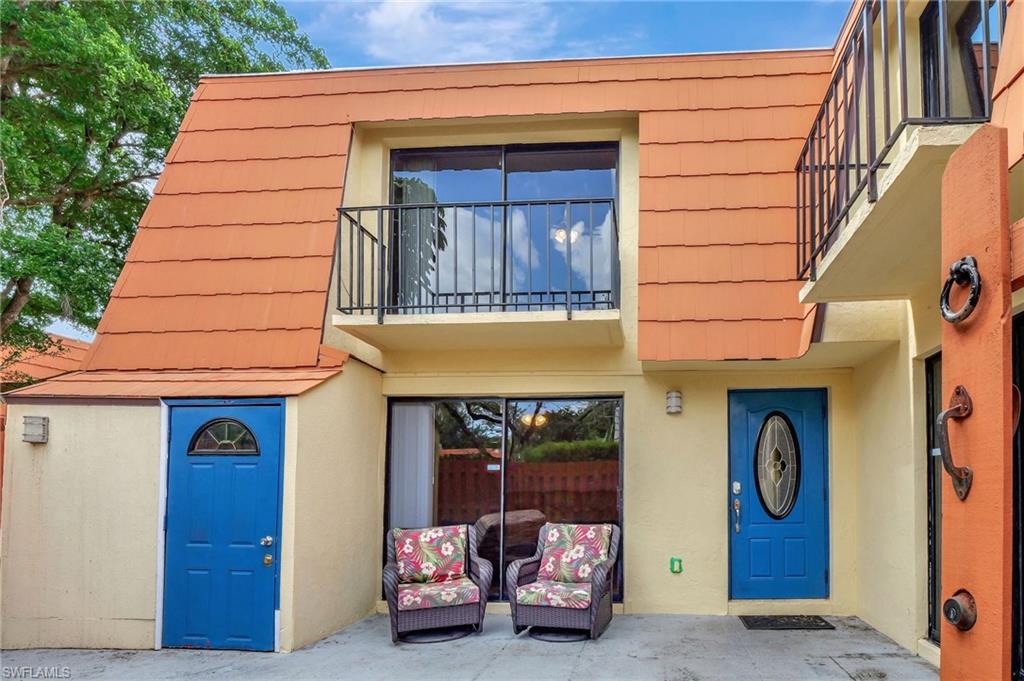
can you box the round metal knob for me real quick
[943,589,977,631]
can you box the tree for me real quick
[0,0,329,376]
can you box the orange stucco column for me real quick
[939,124,1013,681]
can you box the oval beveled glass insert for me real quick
[755,413,800,519]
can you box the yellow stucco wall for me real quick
[0,113,942,658]
[321,113,937,654]
[0,402,162,649]
[851,300,933,652]
[381,369,859,619]
[278,360,386,652]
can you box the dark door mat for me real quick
[739,615,835,630]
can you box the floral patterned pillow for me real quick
[393,525,468,584]
[537,523,612,583]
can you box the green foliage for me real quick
[435,401,501,456]
[0,325,58,388]
[0,0,328,361]
[509,399,619,448]
[517,438,619,463]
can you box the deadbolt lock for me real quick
[260,535,274,547]
[943,589,977,631]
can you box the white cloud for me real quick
[354,1,560,64]
[295,0,649,67]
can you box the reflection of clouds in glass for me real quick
[560,210,612,292]
[437,206,508,297]
[508,208,541,291]
[506,206,613,294]
[407,202,614,308]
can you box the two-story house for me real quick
[2,1,1022,678]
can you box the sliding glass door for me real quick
[388,143,618,314]
[505,399,622,597]
[389,400,504,596]
[387,397,623,599]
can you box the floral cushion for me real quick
[515,580,592,609]
[537,523,612,583]
[393,525,468,584]
[397,577,480,611]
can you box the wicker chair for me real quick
[383,524,493,643]
[506,523,621,640]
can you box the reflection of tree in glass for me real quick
[435,401,501,459]
[393,177,447,305]
[508,400,619,463]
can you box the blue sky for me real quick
[50,1,852,343]
[281,1,852,68]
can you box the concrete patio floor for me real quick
[1,614,938,680]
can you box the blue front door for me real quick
[163,400,283,651]
[729,389,828,600]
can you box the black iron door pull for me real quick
[940,256,982,324]
[936,385,974,501]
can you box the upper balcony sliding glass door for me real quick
[387,143,618,315]
[504,145,618,313]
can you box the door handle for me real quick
[263,553,274,567]
[260,535,274,547]
[733,498,741,533]
[936,385,973,501]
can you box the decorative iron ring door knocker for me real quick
[940,256,982,324]
[935,385,974,501]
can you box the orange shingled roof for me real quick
[4,367,345,399]
[80,48,830,373]
[1,335,90,386]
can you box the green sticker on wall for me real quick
[669,557,684,574]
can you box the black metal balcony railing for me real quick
[336,198,620,322]
[796,0,1007,280]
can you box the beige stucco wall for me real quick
[278,359,386,652]
[0,401,162,649]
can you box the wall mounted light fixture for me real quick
[23,416,49,444]
[666,390,683,415]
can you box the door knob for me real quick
[943,589,977,631]
[263,553,274,567]
[260,535,274,547]
[733,498,741,533]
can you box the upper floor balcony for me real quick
[797,0,1007,303]
[332,143,624,352]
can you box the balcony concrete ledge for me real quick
[801,123,981,304]
[332,309,623,352]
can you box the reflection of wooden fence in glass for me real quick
[436,459,619,526]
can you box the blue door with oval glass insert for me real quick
[163,400,283,650]
[729,389,828,599]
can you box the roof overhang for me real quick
[1,366,347,401]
